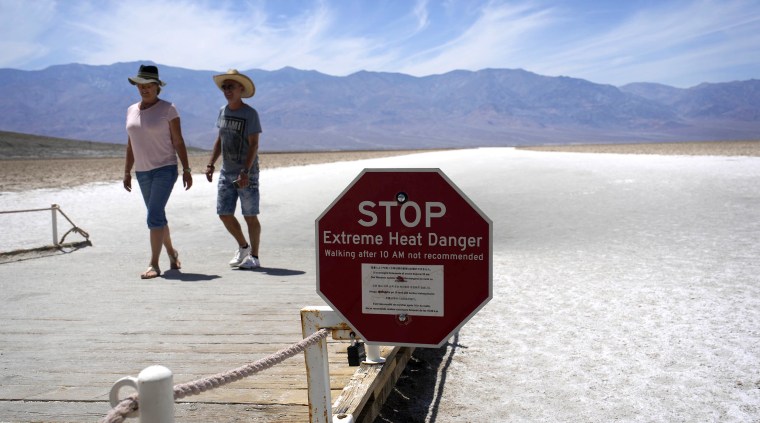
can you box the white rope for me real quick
[0,206,56,214]
[102,328,330,422]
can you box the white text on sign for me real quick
[322,231,483,252]
[358,201,446,228]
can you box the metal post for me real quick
[301,306,351,423]
[109,365,174,423]
[51,204,59,246]
[364,344,386,365]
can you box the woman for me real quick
[123,64,193,279]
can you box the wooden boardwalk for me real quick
[0,160,432,422]
[0,244,408,422]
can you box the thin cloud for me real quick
[71,1,264,70]
[247,4,390,74]
[0,0,757,86]
[397,2,557,76]
[528,0,760,86]
[0,0,57,67]
[412,0,431,32]
[68,1,390,74]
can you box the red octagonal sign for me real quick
[316,169,492,347]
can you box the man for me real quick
[205,69,262,269]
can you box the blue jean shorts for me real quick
[135,164,178,229]
[217,171,260,216]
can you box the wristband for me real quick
[183,168,192,173]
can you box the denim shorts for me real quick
[217,171,260,216]
[135,164,178,229]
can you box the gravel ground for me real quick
[1,141,758,194]
[0,150,433,193]
[519,140,760,156]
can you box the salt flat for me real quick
[1,148,759,422]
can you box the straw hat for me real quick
[213,69,255,98]
[128,64,166,86]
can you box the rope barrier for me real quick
[103,394,138,423]
[103,328,331,423]
[0,207,56,214]
[54,205,90,244]
[0,204,89,254]
[57,206,90,244]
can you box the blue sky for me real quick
[1,0,758,87]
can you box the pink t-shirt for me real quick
[126,100,180,172]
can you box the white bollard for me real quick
[110,365,174,423]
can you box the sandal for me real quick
[141,265,161,279]
[169,249,181,270]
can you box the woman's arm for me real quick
[169,117,193,190]
[123,137,135,192]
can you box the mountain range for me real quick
[0,61,757,151]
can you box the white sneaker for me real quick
[229,245,251,267]
[238,255,260,270]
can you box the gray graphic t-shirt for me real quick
[216,104,262,174]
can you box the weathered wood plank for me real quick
[0,401,315,423]
[332,346,415,422]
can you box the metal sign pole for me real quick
[51,204,59,246]
[301,306,354,423]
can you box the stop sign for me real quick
[316,169,492,347]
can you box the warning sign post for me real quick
[316,169,492,347]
